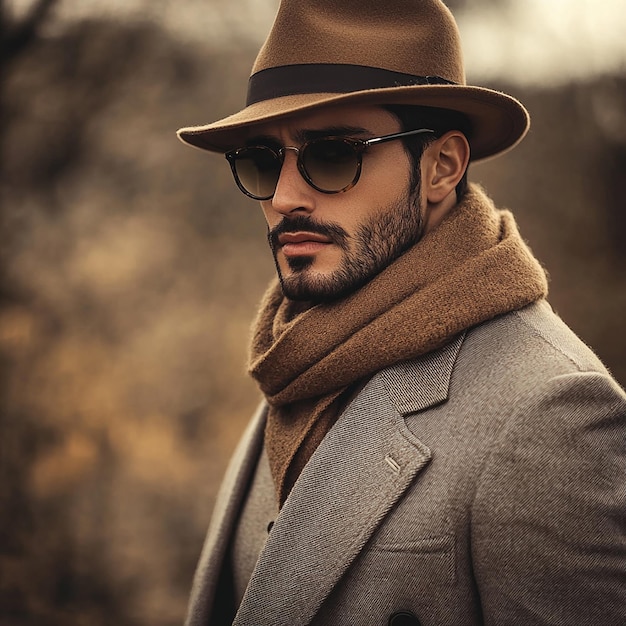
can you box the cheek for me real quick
[359,149,413,200]
[346,172,414,225]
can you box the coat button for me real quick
[388,611,421,626]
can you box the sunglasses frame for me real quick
[225,127,435,200]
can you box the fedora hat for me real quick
[177,0,529,161]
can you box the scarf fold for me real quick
[249,184,548,505]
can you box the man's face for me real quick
[249,105,424,303]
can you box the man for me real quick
[177,1,626,624]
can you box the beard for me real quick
[267,186,424,303]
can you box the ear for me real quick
[421,131,470,205]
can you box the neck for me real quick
[423,191,459,235]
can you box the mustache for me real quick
[268,215,349,251]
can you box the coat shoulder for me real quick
[457,299,619,397]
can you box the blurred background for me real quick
[0,0,624,624]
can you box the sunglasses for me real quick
[225,128,435,200]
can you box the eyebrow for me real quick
[295,125,370,144]
[246,125,370,147]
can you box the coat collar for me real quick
[378,332,465,414]
[232,333,465,625]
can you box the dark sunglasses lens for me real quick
[234,147,281,199]
[302,139,359,192]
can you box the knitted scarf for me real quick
[249,184,548,505]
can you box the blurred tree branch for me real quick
[0,0,58,252]
[0,0,61,309]
[0,0,58,65]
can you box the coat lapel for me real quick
[234,334,465,626]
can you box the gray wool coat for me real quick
[185,300,626,626]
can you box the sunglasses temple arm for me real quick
[365,128,435,147]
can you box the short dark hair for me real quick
[383,104,471,201]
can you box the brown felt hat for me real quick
[177,0,530,161]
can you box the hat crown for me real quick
[252,0,466,85]
[177,0,530,161]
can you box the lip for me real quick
[278,232,332,245]
[278,231,332,256]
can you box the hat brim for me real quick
[177,84,529,162]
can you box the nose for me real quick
[269,147,315,216]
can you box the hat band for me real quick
[246,63,456,106]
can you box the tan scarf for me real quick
[249,184,548,505]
